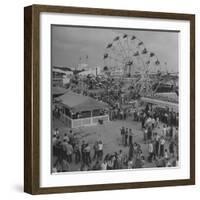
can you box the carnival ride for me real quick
[103,33,178,97]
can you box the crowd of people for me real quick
[52,103,178,172]
[139,104,178,167]
[52,128,146,172]
[52,74,179,172]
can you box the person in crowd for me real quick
[155,157,165,167]
[97,140,103,160]
[164,112,169,124]
[155,116,159,128]
[54,128,59,137]
[52,163,58,173]
[80,163,90,171]
[62,139,68,161]
[128,128,133,146]
[164,148,168,158]
[132,142,137,157]
[52,134,58,156]
[92,160,101,170]
[68,129,73,145]
[148,140,154,163]
[81,140,87,164]
[120,109,124,120]
[154,133,160,158]
[117,150,123,169]
[120,126,125,146]
[63,133,69,143]
[128,143,134,160]
[74,142,81,164]
[174,127,178,141]
[147,126,152,141]
[159,137,165,158]
[141,113,145,128]
[143,128,147,144]
[93,141,99,160]
[166,125,170,140]
[85,143,91,166]
[61,159,70,172]
[162,125,167,138]
[169,140,175,157]
[151,117,155,129]
[125,128,128,146]
[66,141,73,163]
[127,158,134,169]
[165,158,172,167]
[107,155,115,170]
[169,126,173,140]
[113,152,120,169]
[135,156,144,168]
[55,139,63,161]
[101,158,108,170]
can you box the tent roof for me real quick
[53,68,73,75]
[52,87,68,95]
[155,92,178,102]
[141,97,178,112]
[53,68,66,74]
[57,91,108,112]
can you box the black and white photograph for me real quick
[51,25,179,173]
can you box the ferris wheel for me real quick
[103,33,163,96]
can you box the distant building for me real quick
[77,63,88,71]
[52,68,65,87]
[110,67,124,76]
[52,68,73,87]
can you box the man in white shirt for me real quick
[97,140,103,160]
[148,141,154,162]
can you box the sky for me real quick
[51,25,179,72]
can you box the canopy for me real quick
[53,68,66,74]
[154,92,178,103]
[53,68,73,75]
[52,87,68,97]
[57,91,108,112]
[141,97,178,112]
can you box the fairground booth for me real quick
[56,91,109,128]
[141,93,178,113]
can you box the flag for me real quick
[133,51,139,56]
[150,52,155,57]
[131,36,136,40]
[113,36,120,41]
[104,53,108,59]
[106,43,112,48]
[138,41,143,46]
[123,34,128,38]
[142,48,147,54]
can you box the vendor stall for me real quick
[56,91,109,128]
[141,96,178,112]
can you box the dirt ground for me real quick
[52,116,175,171]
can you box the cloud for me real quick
[52,25,178,72]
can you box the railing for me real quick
[69,115,110,128]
